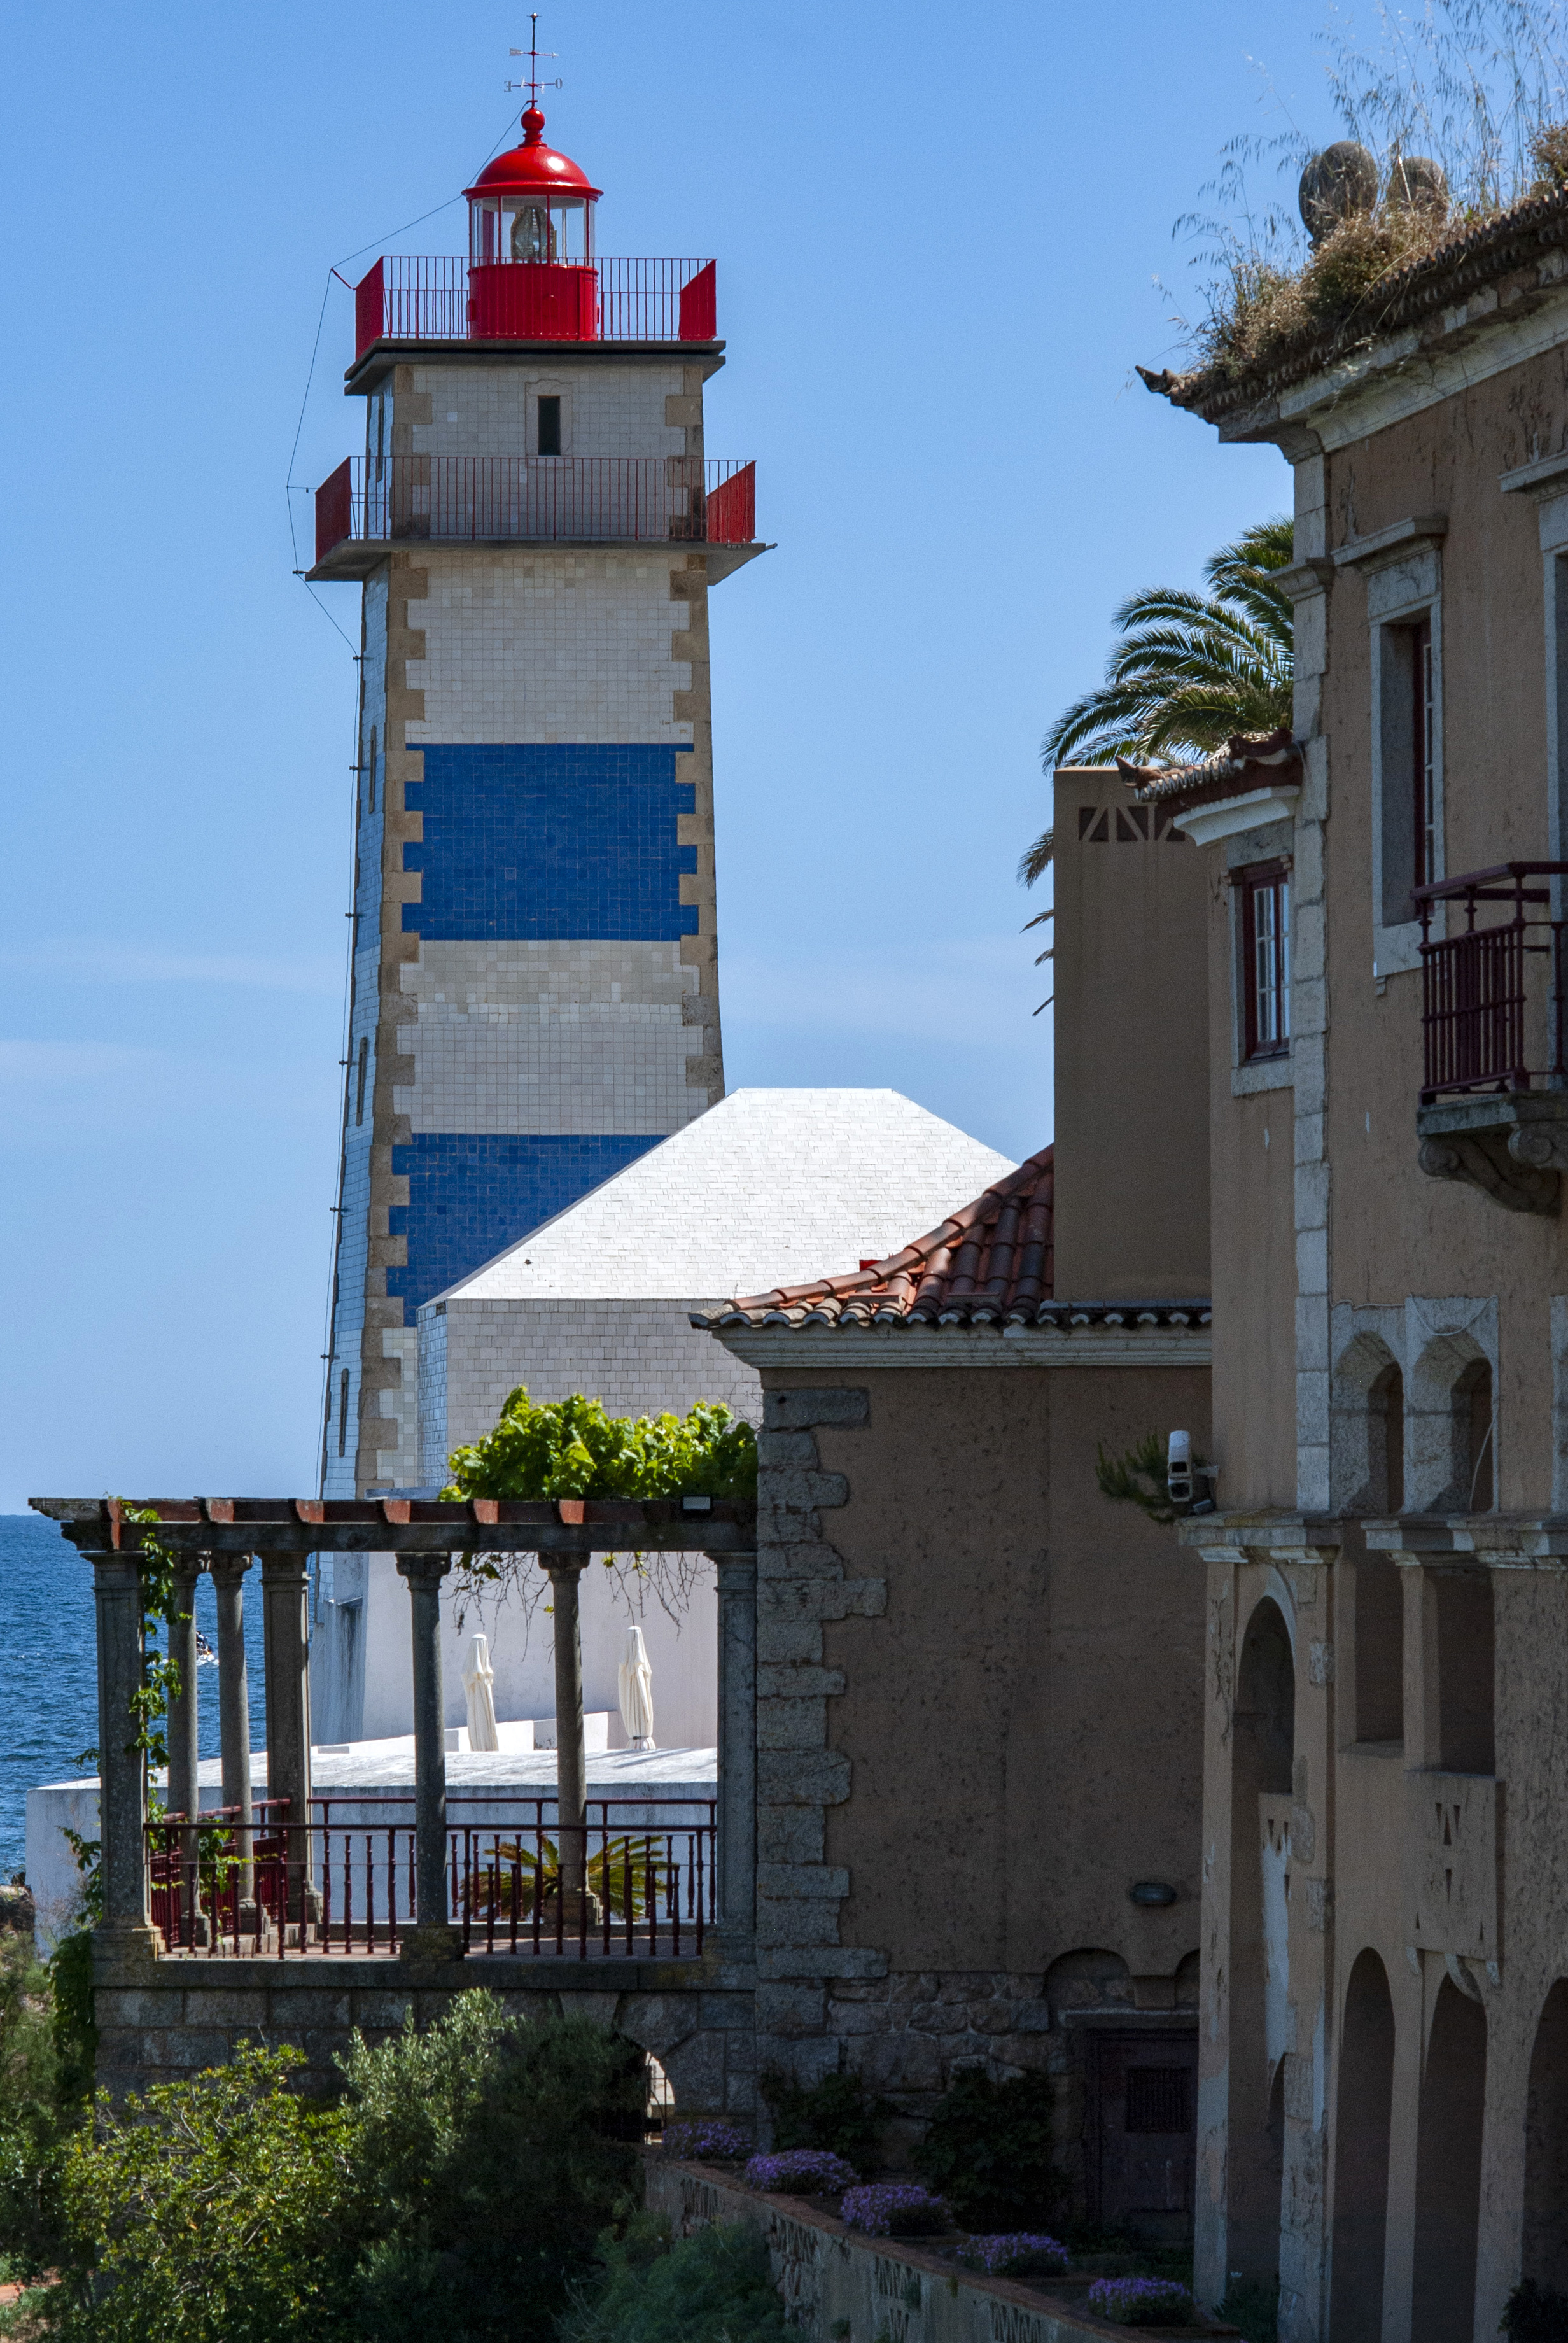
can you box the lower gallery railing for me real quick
[146,1796,717,1961]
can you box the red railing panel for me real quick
[315,458,354,564]
[706,460,755,545]
[1416,862,1568,1101]
[677,260,717,342]
[354,258,386,361]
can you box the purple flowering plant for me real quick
[659,2119,752,2163]
[743,2149,859,2196]
[839,2182,948,2237]
[1087,2276,1194,2326]
[955,2233,1070,2277]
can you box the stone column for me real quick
[545,1554,592,1907]
[260,1550,315,1936]
[209,1555,254,1901]
[165,1556,204,1942]
[714,1551,757,1951]
[397,1554,459,1958]
[88,1551,159,1953]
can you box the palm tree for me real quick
[1019,514,1294,886]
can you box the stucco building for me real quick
[692,766,1215,2229]
[1138,169,1568,2343]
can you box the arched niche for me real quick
[1411,1976,1488,2343]
[1408,1330,1495,1514]
[1523,1979,1568,2291]
[1226,1596,1296,2285]
[1333,1330,1406,1514]
[1329,1949,1396,2342]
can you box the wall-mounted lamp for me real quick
[1128,1881,1179,1907]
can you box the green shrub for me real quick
[42,2043,354,2342]
[558,2214,789,2343]
[443,1388,757,1502]
[340,1993,648,2343]
[758,2067,892,2169]
[0,1932,81,2276]
[1502,2280,1568,2342]
[47,1934,96,2108]
[912,2067,1060,2230]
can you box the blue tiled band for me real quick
[388,1132,663,1311]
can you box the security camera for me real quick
[1167,1430,1194,1506]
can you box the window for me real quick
[1412,614,1436,890]
[1240,861,1291,1059]
[1125,2066,1193,2134]
[355,1036,368,1125]
[337,1369,350,1458]
[537,395,562,456]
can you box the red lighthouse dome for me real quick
[465,105,601,339]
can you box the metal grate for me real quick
[1124,2065,1191,2135]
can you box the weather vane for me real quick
[506,14,563,101]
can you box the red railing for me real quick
[146,1795,717,1960]
[353,257,718,359]
[1417,863,1568,1099]
[316,454,758,557]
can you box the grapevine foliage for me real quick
[442,1388,757,1503]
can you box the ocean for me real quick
[0,1514,270,1882]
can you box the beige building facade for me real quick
[1140,178,1568,2343]
[696,773,1215,2228]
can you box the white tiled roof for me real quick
[427,1088,1018,1305]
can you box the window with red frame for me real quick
[1240,861,1291,1060]
[1411,613,1435,890]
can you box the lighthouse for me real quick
[309,94,763,1496]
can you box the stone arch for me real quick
[1228,1596,1295,2286]
[1045,1948,1132,2019]
[1333,1330,1406,1514]
[1523,1978,1568,2290]
[1411,1976,1488,2343]
[1408,1329,1494,1512]
[1329,1949,1396,2342]
[1174,1950,1200,2008]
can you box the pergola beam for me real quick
[29,1496,757,1557]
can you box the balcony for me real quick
[1415,862,1568,1213]
[310,453,759,580]
[351,256,717,366]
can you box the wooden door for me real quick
[1089,2028,1199,2239]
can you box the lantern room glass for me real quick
[468,194,596,267]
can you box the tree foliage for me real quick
[442,1387,757,1503]
[1021,516,1293,886]
[757,2067,893,2170]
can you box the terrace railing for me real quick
[146,1795,717,1962]
[314,453,756,565]
[1416,864,1568,1101]
[354,257,718,359]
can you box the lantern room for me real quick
[466,105,601,340]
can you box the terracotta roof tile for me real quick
[1119,728,1303,817]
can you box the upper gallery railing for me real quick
[354,257,717,358]
[1416,862,1568,1100]
[314,453,757,564]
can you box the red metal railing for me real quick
[353,257,718,359]
[146,1795,717,1960]
[1417,863,1568,1100]
[316,454,757,558]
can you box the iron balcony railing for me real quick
[1416,862,1568,1101]
[146,1794,717,1962]
[354,257,717,358]
[315,453,756,565]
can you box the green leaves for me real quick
[911,2068,1061,2231]
[559,2215,791,2343]
[441,1389,757,1503]
[1023,513,1295,889]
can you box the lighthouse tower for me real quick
[310,97,762,1496]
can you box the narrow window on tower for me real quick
[1411,613,1435,890]
[537,395,562,456]
[355,1036,368,1125]
[1374,605,1442,931]
[338,1369,349,1458]
[1238,861,1291,1060]
[367,724,377,812]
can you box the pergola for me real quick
[31,1496,759,1961]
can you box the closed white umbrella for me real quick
[618,1625,655,1750]
[462,1632,500,1752]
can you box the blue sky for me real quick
[2,0,1332,1507]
